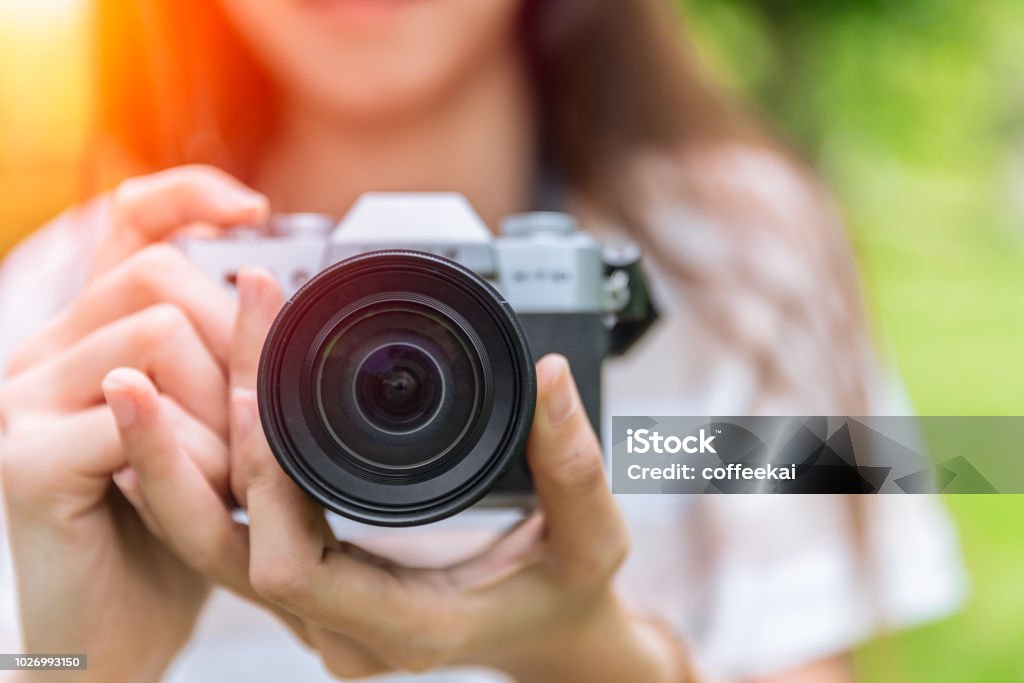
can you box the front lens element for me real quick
[314,304,482,471]
[356,343,440,433]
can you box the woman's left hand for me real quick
[111,269,685,682]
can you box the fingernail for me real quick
[112,466,138,492]
[232,388,258,439]
[102,380,136,429]
[545,358,576,426]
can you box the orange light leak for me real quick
[0,0,90,253]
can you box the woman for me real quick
[0,0,965,681]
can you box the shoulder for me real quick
[629,144,879,412]
[636,143,849,276]
[1,198,108,278]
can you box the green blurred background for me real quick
[1,0,1022,680]
[680,1,1024,680]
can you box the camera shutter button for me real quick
[501,212,576,237]
[270,213,336,237]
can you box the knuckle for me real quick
[546,434,605,491]
[0,447,23,494]
[322,659,379,680]
[161,164,236,198]
[563,523,631,588]
[129,244,189,286]
[592,530,631,582]
[179,532,225,576]
[111,175,147,213]
[192,163,235,181]
[388,613,464,673]
[318,648,384,680]
[249,559,307,605]
[172,163,229,182]
[1,441,44,505]
[125,246,218,313]
[607,528,631,574]
[4,341,36,377]
[390,642,451,674]
[136,303,191,346]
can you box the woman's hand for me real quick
[112,270,689,682]
[9,164,268,374]
[89,164,267,280]
[0,243,239,683]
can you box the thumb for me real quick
[526,355,629,580]
[229,268,284,506]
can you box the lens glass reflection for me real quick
[315,305,480,470]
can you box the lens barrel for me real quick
[258,251,535,526]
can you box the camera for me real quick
[179,193,657,526]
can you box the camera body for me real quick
[179,193,656,525]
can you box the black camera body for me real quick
[179,193,656,526]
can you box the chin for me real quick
[291,58,468,123]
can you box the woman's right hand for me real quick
[89,164,267,279]
[0,165,267,682]
[10,164,268,373]
[0,248,231,681]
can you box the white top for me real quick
[0,150,967,681]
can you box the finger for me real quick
[94,165,268,276]
[105,373,318,642]
[230,268,283,392]
[229,268,283,504]
[307,626,392,680]
[1,407,121,517]
[0,393,228,511]
[238,388,329,583]
[236,390,400,624]
[446,512,545,589]
[8,244,235,376]
[103,369,249,588]
[111,466,170,544]
[2,304,228,434]
[238,387,357,633]
[104,369,230,497]
[238,388,476,670]
[526,355,629,581]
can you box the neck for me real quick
[253,48,536,231]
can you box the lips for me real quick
[300,0,421,20]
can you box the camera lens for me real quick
[258,251,535,526]
[357,344,437,431]
[313,305,481,471]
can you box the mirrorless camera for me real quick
[179,193,656,526]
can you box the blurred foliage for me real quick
[679,2,1024,681]
[679,0,1024,415]
[0,2,89,255]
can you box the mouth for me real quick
[300,0,422,22]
